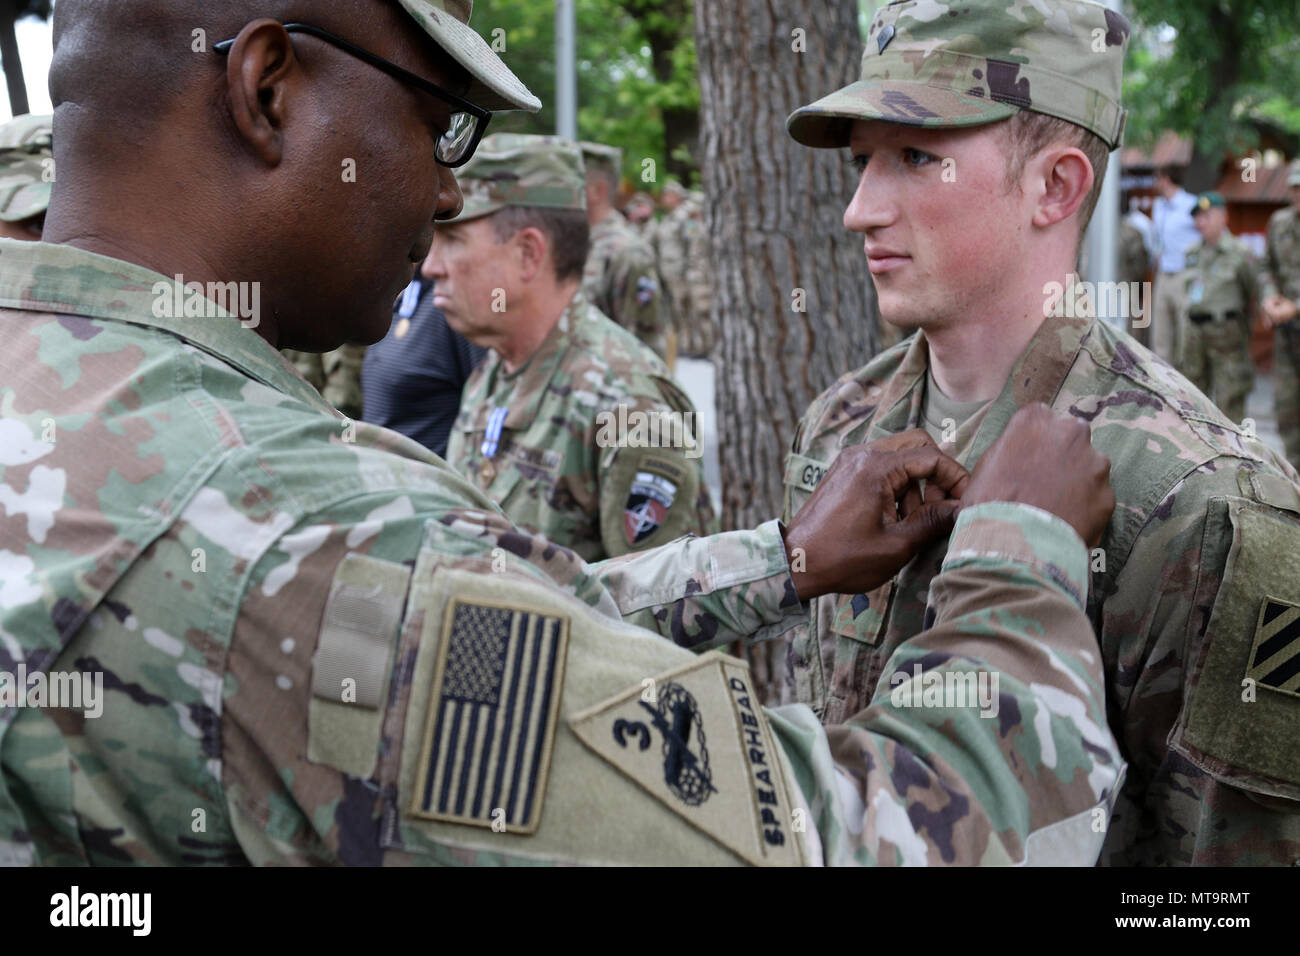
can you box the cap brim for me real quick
[446,197,503,224]
[787,79,1018,149]
[398,0,542,113]
[0,183,51,222]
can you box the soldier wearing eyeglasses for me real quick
[0,0,1124,867]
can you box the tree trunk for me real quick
[694,0,879,702]
[0,1,30,118]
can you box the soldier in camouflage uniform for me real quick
[1118,217,1150,346]
[782,0,1300,865]
[435,134,715,561]
[579,142,670,362]
[624,191,656,236]
[656,185,717,359]
[1262,160,1300,470]
[0,114,53,241]
[0,0,1129,867]
[1176,192,1259,424]
[281,344,369,421]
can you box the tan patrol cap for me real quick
[579,142,623,176]
[396,0,541,112]
[448,133,587,223]
[788,0,1130,151]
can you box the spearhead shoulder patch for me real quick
[409,597,570,834]
[568,653,803,866]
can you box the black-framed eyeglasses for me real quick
[214,22,491,168]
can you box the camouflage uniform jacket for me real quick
[655,195,716,359]
[0,239,1124,866]
[1261,205,1300,305]
[1181,233,1258,324]
[1261,206,1300,468]
[445,292,715,562]
[281,344,368,421]
[581,210,669,361]
[781,311,1300,865]
[1118,220,1149,287]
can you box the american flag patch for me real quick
[410,599,569,833]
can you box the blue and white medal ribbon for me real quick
[398,280,422,319]
[481,406,508,460]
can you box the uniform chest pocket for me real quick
[492,441,563,510]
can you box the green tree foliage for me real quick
[1123,0,1300,159]
[473,0,699,189]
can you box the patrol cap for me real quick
[448,133,587,223]
[787,0,1131,151]
[396,0,540,112]
[579,141,623,177]
[1288,159,1300,187]
[0,113,53,223]
[1194,191,1226,213]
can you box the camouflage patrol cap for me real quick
[395,0,540,112]
[579,141,623,176]
[0,113,53,223]
[448,133,586,223]
[787,0,1131,151]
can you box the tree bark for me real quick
[1,0,30,118]
[694,0,878,701]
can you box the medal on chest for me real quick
[478,405,508,485]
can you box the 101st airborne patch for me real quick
[568,652,803,866]
[1246,597,1300,698]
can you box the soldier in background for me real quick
[281,343,368,421]
[656,182,717,360]
[579,141,670,362]
[435,134,715,560]
[1176,192,1258,423]
[0,113,53,241]
[624,190,656,234]
[1118,215,1151,345]
[1262,160,1300,470]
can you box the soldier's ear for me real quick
[1031,146,1093,233]
[513,225,549,282]
[223,19,298,166]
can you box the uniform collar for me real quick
[869,311,1093,467]
[479,289,589,431]
[0,239,335,412]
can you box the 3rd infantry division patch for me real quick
[1246,597,1300,698]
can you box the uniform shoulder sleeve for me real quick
[1109,460,1300,862]
[767,501,1124,865]
[594,372,714,557]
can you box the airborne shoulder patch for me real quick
[1247,597,1300,698]
[568,653,803,866]
[408,595,570,834]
